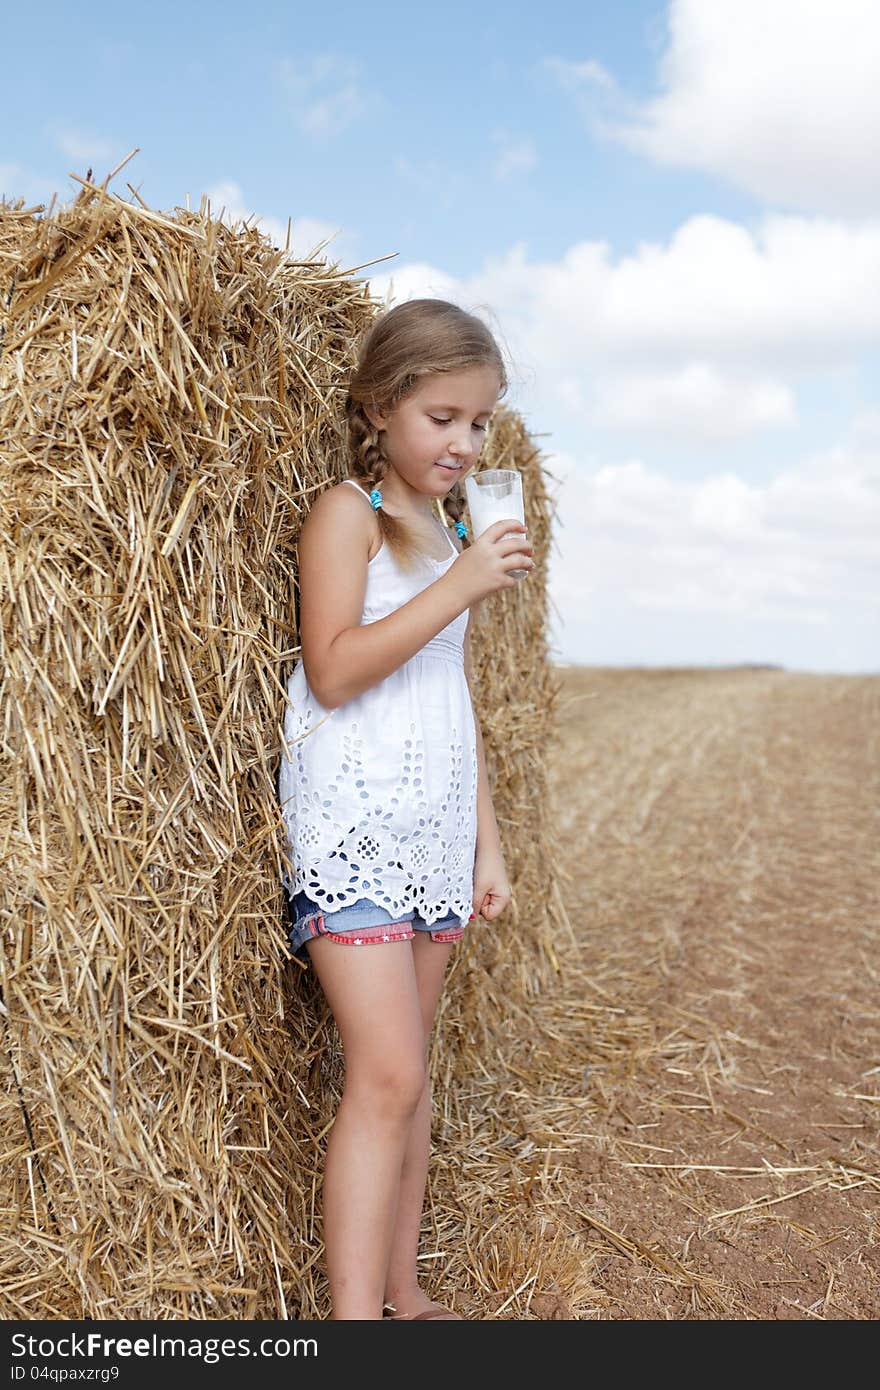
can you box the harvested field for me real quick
[435,665,879,1320]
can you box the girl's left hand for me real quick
[472,848,512,922]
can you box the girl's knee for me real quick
[347,1054,427,1119]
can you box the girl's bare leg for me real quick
[383,932,457,1318]
[305,936,426,1320]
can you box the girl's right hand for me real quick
[448,519,534,602]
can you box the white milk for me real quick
[466,483,523,538]
[465,470,526,578]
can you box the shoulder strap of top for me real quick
[437,519,459,558]
[341,479,458,559]
[341,478,372,503]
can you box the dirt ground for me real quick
[498,665,878,1320]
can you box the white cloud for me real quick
[613,0,880,216]
[370,213,880,372]
[368,210,878,669]
[204,181,345,260]
[545,56,616,95]
[53,129,118,165]
[0,163,61,205]
[589,364,796,443]
[393,157,478,215]
[373,260,461,307]
[547,429,880,650]
[492,136,537,181]
[543,55,623,140]
[276,54,366,137]
[851,409,880,444]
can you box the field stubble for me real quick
[447,666,879,1320]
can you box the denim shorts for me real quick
[285,890,471,961]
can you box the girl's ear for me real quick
[363,402,388,431]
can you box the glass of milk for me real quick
[464,469,527,578]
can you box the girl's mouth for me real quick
[436,461,461,473]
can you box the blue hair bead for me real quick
[454,520,469,539]
[369,487,383,510]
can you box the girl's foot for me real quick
[383,1288,462,1320]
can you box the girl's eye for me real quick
[429,415,487,431]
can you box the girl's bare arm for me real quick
[298,485,531,709]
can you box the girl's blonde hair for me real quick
[344,299,508,566]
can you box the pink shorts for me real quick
[286,890,471,961]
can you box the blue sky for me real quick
[5,0,879,672]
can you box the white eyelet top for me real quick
[277,480,478,924]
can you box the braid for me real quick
[344,393,421,563]
[345,395,387,484]
[440,479,469,541]
[368,452,390,490]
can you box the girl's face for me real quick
[368,365,500,504]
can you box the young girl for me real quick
[277,298,534,1321]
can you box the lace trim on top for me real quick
[280,711,477,924]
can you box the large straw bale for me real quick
[0,180,565,1318]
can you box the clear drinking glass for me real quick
[464,469,527,579]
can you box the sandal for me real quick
[384,1305,462,1321]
